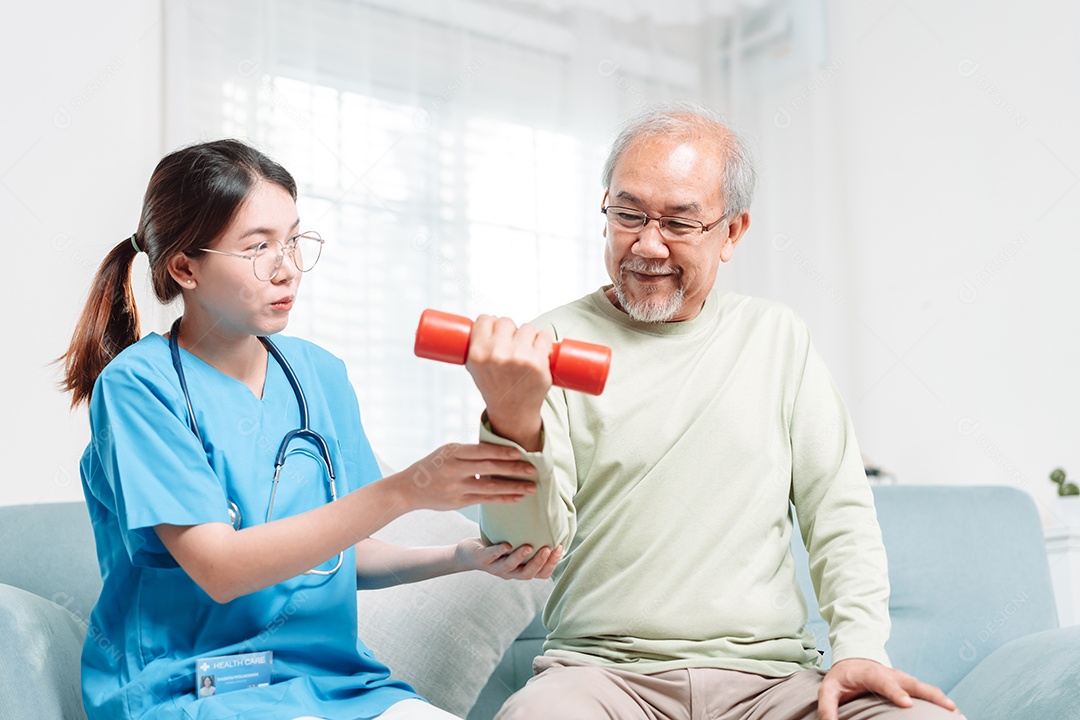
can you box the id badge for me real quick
[195,650,272,695]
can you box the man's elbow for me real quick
[480,496,574,552]
[480,520,567,553]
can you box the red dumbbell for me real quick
[414,309,612,396]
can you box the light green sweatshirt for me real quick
[480,287,891,676]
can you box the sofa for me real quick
[2,485,1079,720]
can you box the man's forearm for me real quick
[478,416,575,552]
[486,408,543,453]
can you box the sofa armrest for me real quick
[0,502,102,621]
[0,584,88,720]
[947,625,1080,719]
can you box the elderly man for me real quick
[465,104,961,720]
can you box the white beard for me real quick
[613,259,685,323]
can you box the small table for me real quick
[1046,524,1080,627]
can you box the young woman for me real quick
[60,139,560,720]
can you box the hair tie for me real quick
[130,233,142,254]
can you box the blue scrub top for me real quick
[79,333,420,720]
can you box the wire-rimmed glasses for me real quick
[601,206,729,241]
[199,231,324,281]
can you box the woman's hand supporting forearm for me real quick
[356,536,562,590]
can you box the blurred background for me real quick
[3,0,1077,532]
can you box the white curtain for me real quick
[163,0,825,471]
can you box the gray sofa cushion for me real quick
[357,509,551,717]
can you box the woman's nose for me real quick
[273,248,300,282]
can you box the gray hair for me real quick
[601,102,756,216]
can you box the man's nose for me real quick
[632,220,670,258]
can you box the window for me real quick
[166,0,703,469]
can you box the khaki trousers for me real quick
[495,657,959,720]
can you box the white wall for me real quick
[1,0,163,506]
[5,0,1078,522]
[737,0,1080,526]
[838,0,1080,524]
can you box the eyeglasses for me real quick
[601,206,729,241]
[199,231,324,281]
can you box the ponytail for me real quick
[58,139,298,409]
[59,235,142,408]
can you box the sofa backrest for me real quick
[792,485,1058,693]
[0,501,101,622]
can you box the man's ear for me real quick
[166,251,199,288]
[719,211,751,263]
[601,190,610,239]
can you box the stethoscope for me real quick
[169,318,343,576]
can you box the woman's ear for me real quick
[166,251,199,288]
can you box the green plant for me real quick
[1050,468,1079,496]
